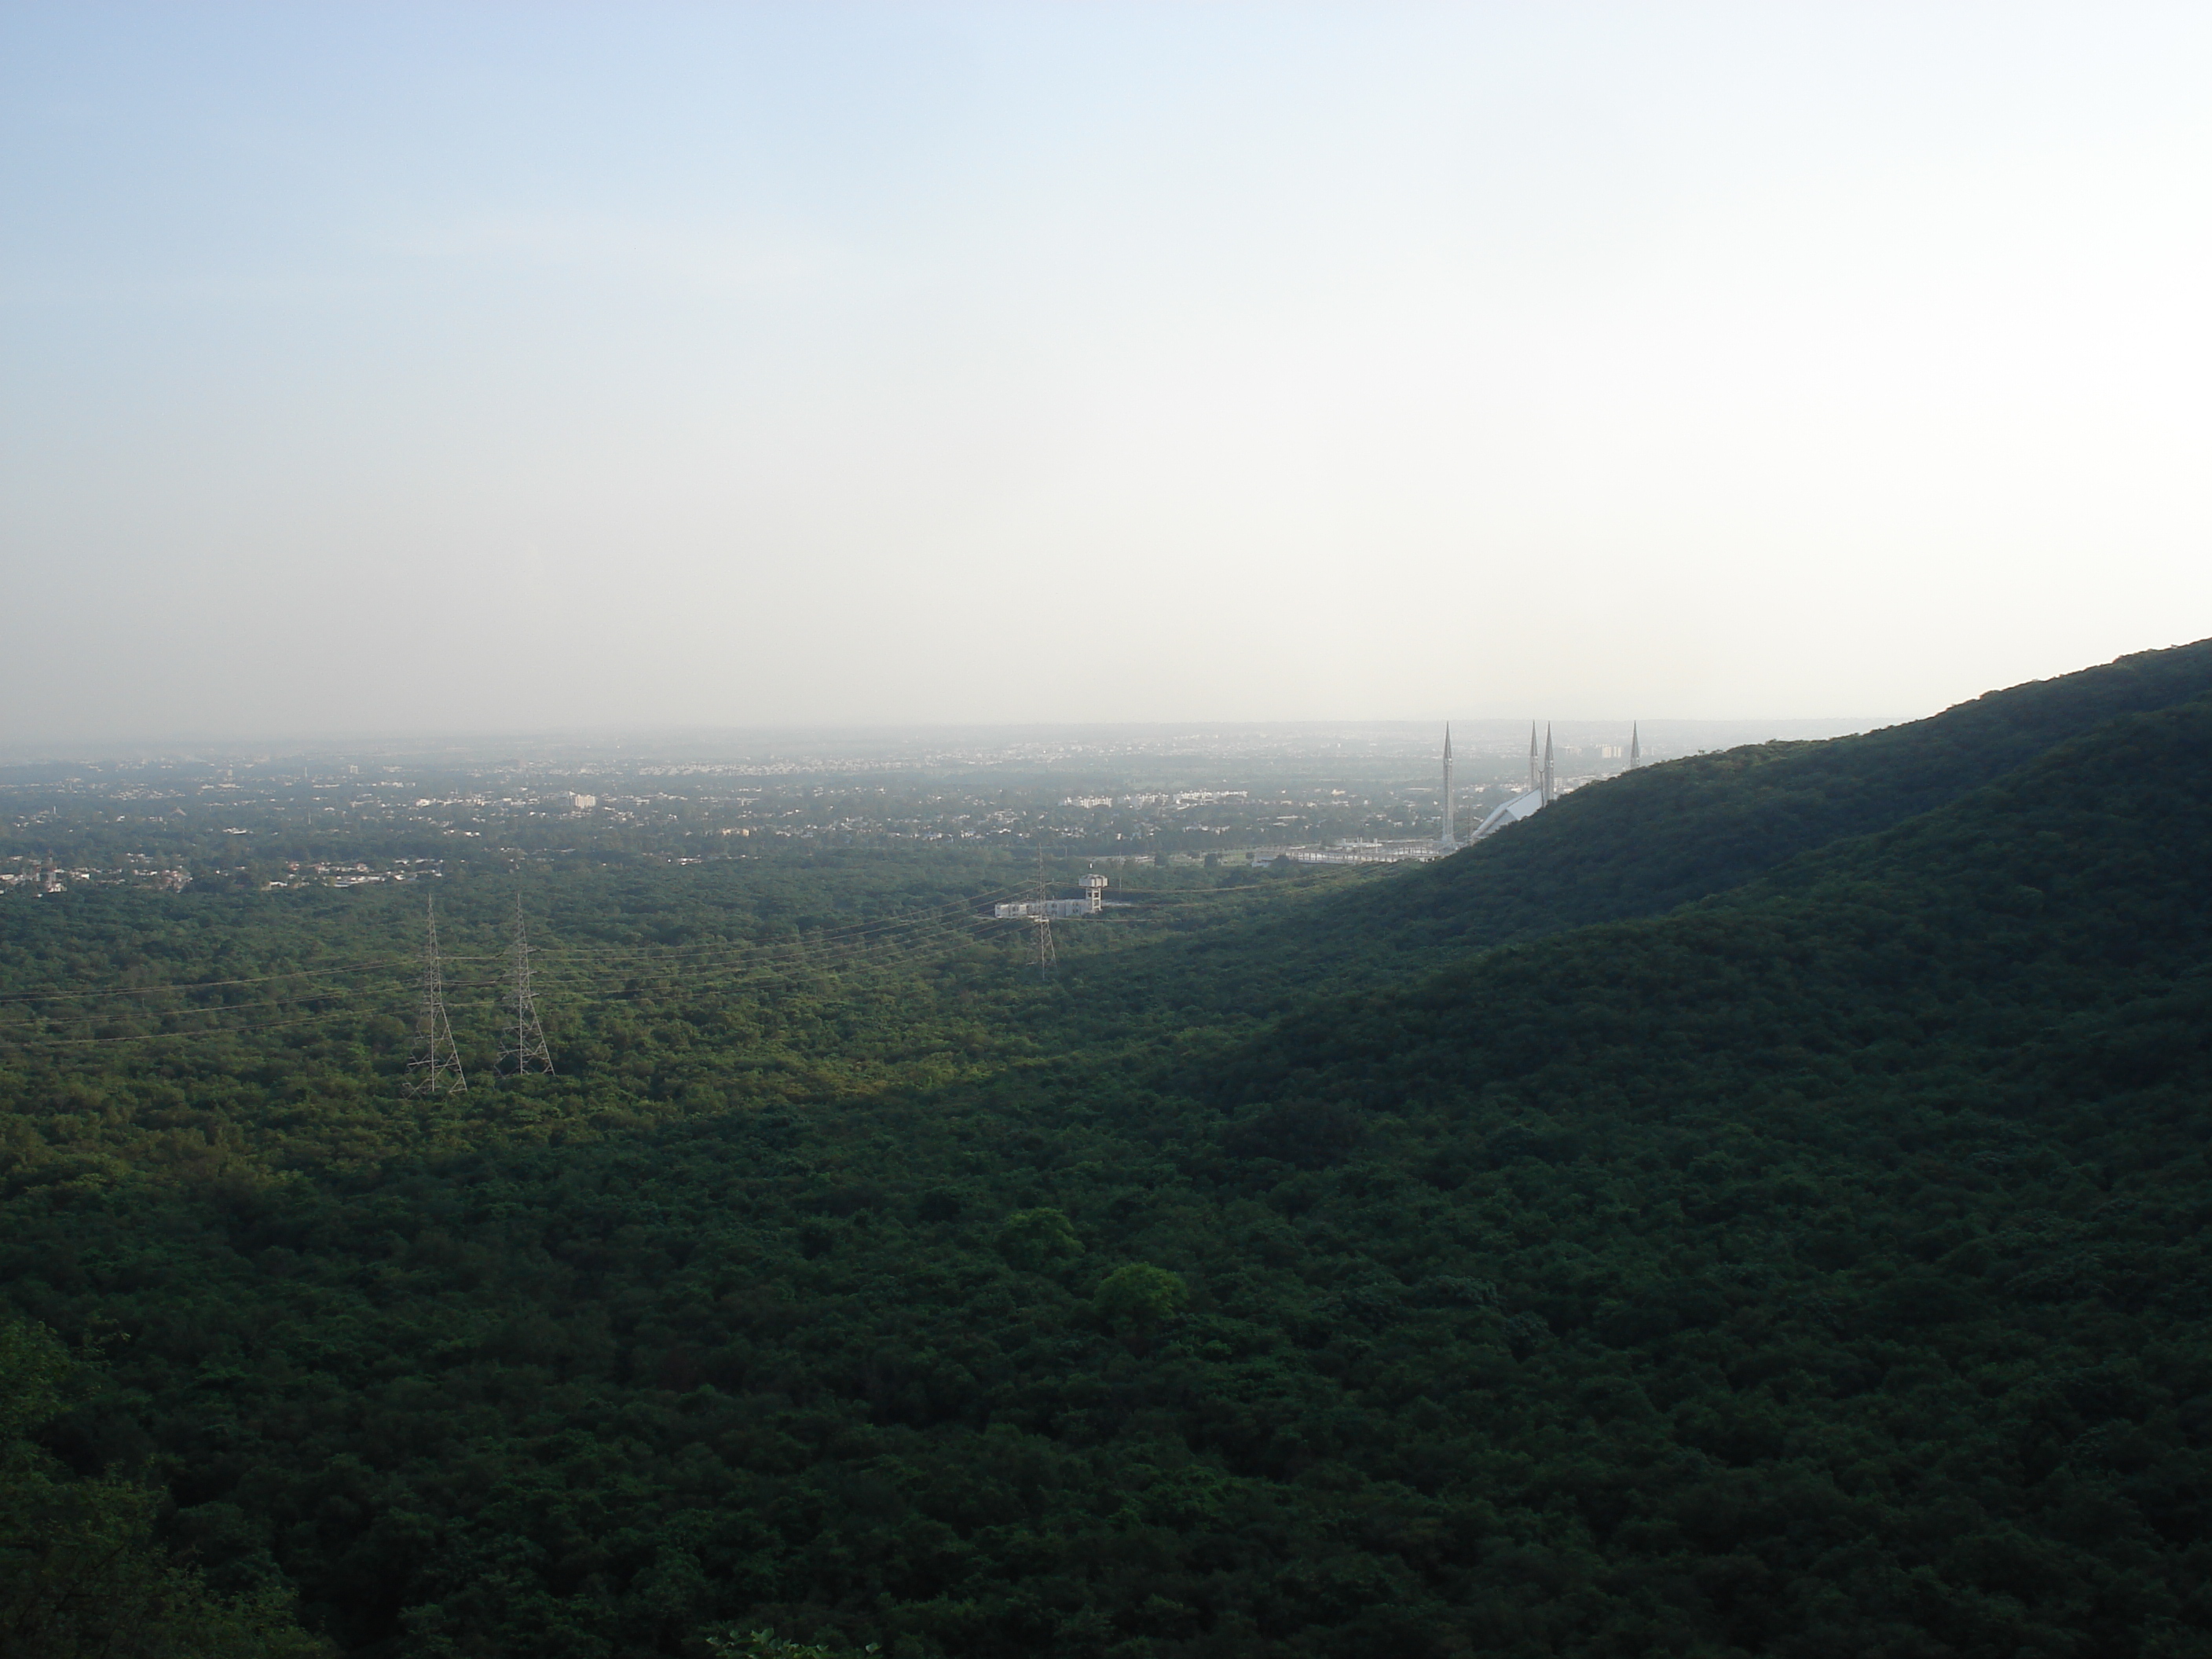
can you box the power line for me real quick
[0,871,1148,1054]
[0,985,379,1040]
[6,1010,364,1049]
[0,915,978,1042]
[496,910,1012,1005]
[0,958,402,1006]
[500,910,999,995]
[2,867,1299,1038]
[0,897,1017,1050]
[507,880,1038,966]
[0,881,1037,1012]
[500,884,1038,987]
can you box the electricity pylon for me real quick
[499,892,555,1078]
[404,893,467,1096]
[1031,850,1057,980]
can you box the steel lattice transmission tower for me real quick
[500,893,555,1078]
[1031,850,1057,980]
[404,893,467,1096]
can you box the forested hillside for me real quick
[4,649,2211,1658]
[1293,635,2212,968]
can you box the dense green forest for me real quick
[5,643,2212,1657]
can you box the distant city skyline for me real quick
[5,4,2209,741]
[0,716,1880,770]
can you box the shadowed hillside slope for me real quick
[1222,686,2212,1101]
[1165,692,2212,1654]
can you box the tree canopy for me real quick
[4,645,2212,1655]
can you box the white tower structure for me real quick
[1542,724,1555,805]
[1438,724,1457,850]
[1629,723,1640,769]
[1528,722,1540,793]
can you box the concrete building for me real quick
[994,874,1110,921]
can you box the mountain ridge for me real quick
[1336,635,2212,952]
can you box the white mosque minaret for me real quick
[1438,724,1458,851]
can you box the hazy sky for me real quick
[5,3,2210,740]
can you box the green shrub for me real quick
[1093,1263,1188,1330]
[995,1207,1083,1272]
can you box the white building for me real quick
[1470,789,1547,840]
[994,874,1109,920]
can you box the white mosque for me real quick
[1462,721,1639,844]
[1273,722,1640,867]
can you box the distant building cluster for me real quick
[264,859,441,891]
[0,856,192,895]
[1063,791,1250,811]
[0,726,1661,895]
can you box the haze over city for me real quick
[5,2,2210,743]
